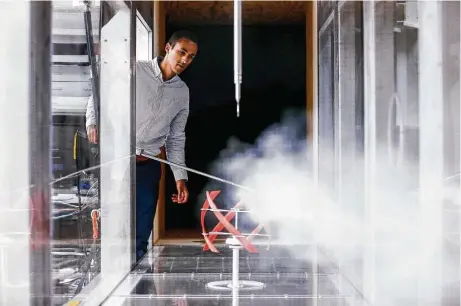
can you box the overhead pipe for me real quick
[234,0,242,117]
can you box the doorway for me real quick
[162,2,307,239]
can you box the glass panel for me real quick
[50,1,136,304]
[441,1,461,302]
[365,1,421,303]
[50,1,102,303]
[443,2,461,186]
[0,2,53,304]
[318,23,336,193]
[335,0,365,294]
[318,0,337,29]
[136,12,152,61]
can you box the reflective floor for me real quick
[103,244,365,306]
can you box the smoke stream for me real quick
[208,110,460,306]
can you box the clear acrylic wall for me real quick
[50,1,103,303]
[316,1,461,305]
[0,0,149,304]
[50,1,151,304]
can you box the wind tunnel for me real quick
[160,1,308,239]
[1,1,461,306]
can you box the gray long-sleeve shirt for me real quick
[86,56,190,181]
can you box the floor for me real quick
[102,244,365,306]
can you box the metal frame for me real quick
[135,9,153,61]
[336,2,359,204]
[133,9,154,250]
[318,14,336,193]
[129,0,138,271]
[310,3,319,306]
[29,3,53,304]
[0,1,52,305]
[319,10,335,36]
[362,2,377,304]
[333,5,341,202]
[335,2,362,302]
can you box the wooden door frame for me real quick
[152,0,318,243]
[306,1,318,145]
[152,0,166,244]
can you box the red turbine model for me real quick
[200,190,265,253]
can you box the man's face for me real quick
[165,38,198,75]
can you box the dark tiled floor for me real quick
[116,245,364,306]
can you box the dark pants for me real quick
[136,159,161,261]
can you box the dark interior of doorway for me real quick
[164,23,307,233]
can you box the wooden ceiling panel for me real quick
[164,1,306,25]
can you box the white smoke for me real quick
[210,110,460,306]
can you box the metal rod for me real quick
[137,148,253,192]
[232,246,240,306]
[234,0,242,117]
[206,232,270,237]
[363,1,377,304]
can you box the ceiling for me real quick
[164,1,307,25]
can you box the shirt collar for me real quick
[153,56,180,83]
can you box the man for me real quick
[85,30,198,260]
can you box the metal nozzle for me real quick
[234,0,242,118]
[235,83,240,117]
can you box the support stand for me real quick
[205,238,266,305]
[201,190,269,306]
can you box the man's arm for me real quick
[165,107,189,181]
[86,94,96,128]
[85,94,98,143]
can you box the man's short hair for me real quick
[167,30,198,47]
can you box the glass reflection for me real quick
[318,20,336,193]
[51,0,101,303]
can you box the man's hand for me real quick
[87,125,98,144]
[172,180,189,204]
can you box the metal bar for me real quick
[334,6,341,203]
[319,10,335,36]
[89,294,359,300]
[232,247,240,306]
[418,1,444,305]
[206,232,270,237]
[338,0,348,11]
[0,1,52,305]
[337,1,359,202]
[362,1,377,304]
[137,149,253,192]
[129,0,138,269]
[309,2,319,306]
[234,0,242,117]
[30,1,53,305]
[201,208,253,213]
